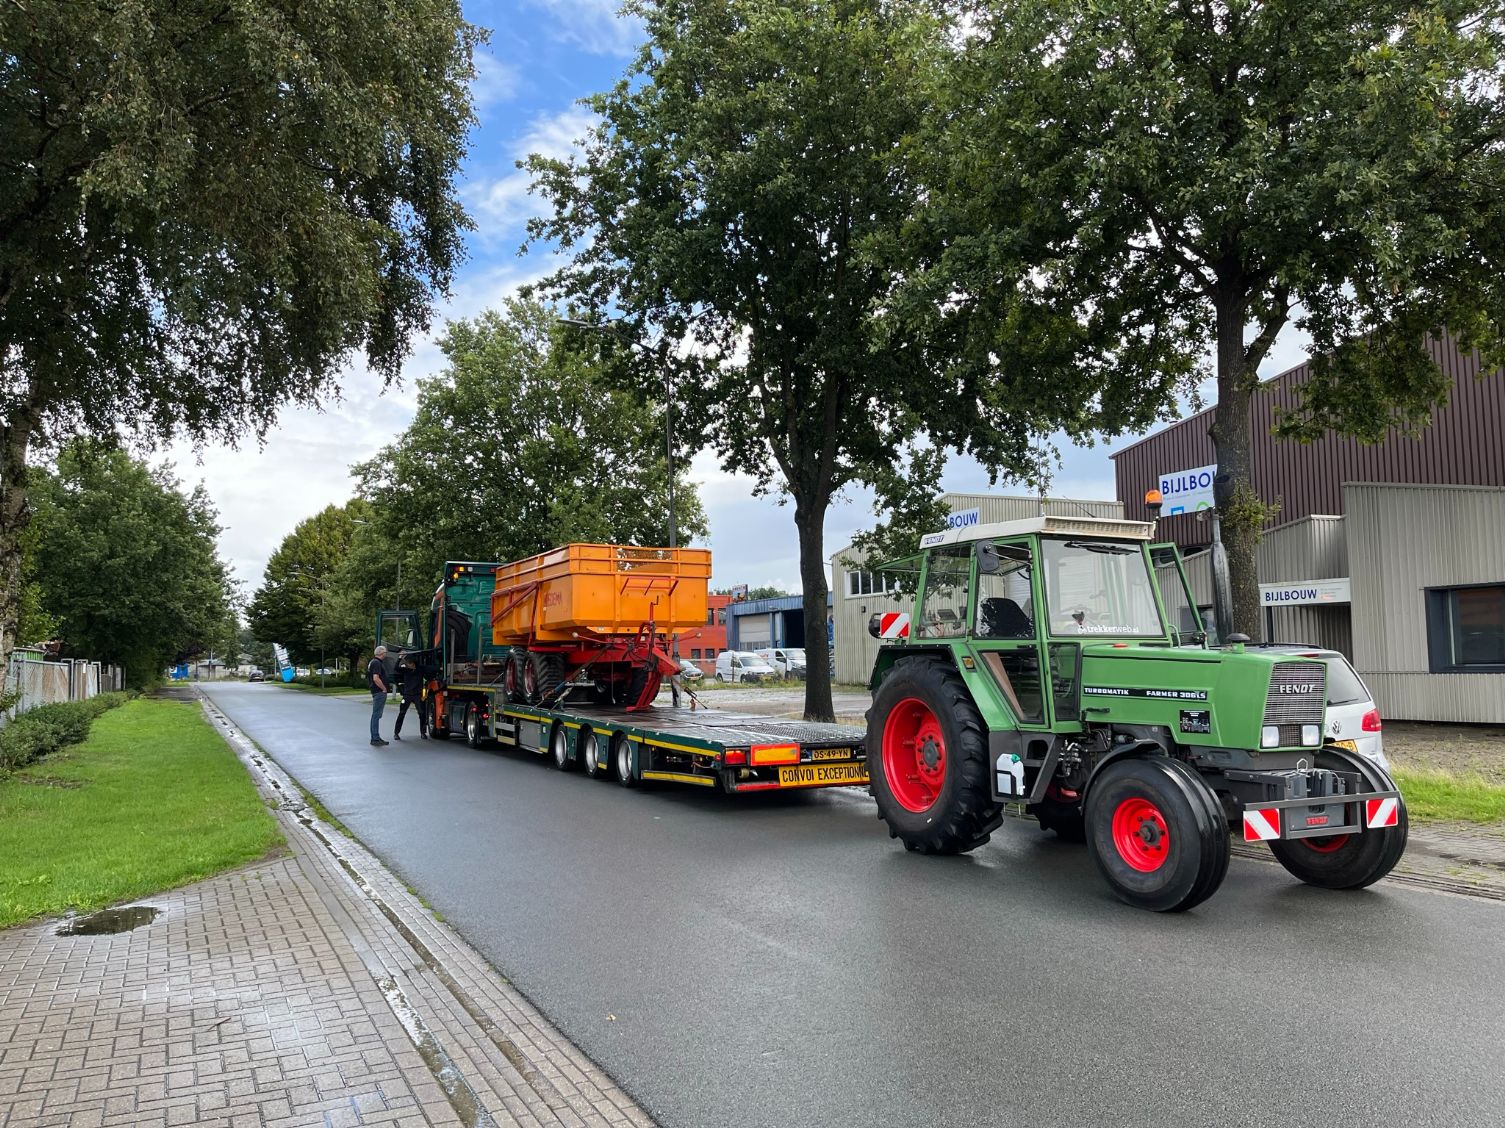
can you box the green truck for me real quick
[864,515,1406,911]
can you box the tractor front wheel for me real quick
[867,658,1002,855]
[1268,748,1408,889]
[1085,756,1229,912]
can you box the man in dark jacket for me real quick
[367,645,390,746]
[393,652,428,741]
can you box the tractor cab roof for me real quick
[916,514,1154,551]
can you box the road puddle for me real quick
[56,906,160,936]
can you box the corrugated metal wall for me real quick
[830,493,1124,684]
[1113,340,1505,547]
[1346,482,1505,722]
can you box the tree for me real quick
[0,0,480,687]
[248,502,371,668]
[351,297,707,593]
[942,0,1505,636]
[29,443,235,684]
[524,1,947,721]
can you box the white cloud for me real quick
[471,50,521,110]
[464,106,598,235]
[522,0,645,57]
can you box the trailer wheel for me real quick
[1085,756,1229,912]
[1267,748,1408,890]
[503,653,524,703]
[612,732,639,787]
[464,704,484,749]
[868,658,1002,855]
[530,652,565,705]
[579,728,601,777]
[550,724,573,771]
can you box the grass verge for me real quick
[1392,765,1505,825]
[0,697,284,928]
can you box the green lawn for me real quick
[1392,766,1505,825]
[0,697,284,928]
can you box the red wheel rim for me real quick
[1304,834,1350,854]
[882,697,947,813]
[523,661,538,698]
[504,661,518,696]
[1111,796,1171,872]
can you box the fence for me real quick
[2,648,125,723]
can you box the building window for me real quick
[1427,584,1505,672]
[691,648,701,659]
[707,610,715,624]
[845,570,894,598]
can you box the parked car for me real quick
[677,658,704,682]
[755,647,807,679]
[1260,645,1389,770]
[248,669,265,682]
[715,650,776,684]
[314,667,336,676]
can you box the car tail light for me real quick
[1362,709,1382,733]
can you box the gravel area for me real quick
[1384,722,1505,785]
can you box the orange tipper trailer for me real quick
[490,543,711,709]
[373,550,868,795]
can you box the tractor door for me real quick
[1148,543,1206,644]
[970,541,1051,727]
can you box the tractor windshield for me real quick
[1041,539,1165,637]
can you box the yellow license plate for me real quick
[1332,739,1358,752]
[778,761,869,787]
[811,747,855,761]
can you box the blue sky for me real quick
[167,0,1313,600]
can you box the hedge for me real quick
[0,693,132,773]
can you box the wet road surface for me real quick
[203,681,1505,1128]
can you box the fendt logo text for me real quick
[1275,683,1321,695]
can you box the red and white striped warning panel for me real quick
[1242,807,1281,842]
[1365,797,1399,829]
[878,613,911,639]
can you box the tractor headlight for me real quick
[1261,725,1280,748]
[1301,724,1321,746]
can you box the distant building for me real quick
[1113,338,1505,722]
[676,593,731,673]
[829,493,1125,684]
[725,593,831,655]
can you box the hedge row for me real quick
[0,693,132,773]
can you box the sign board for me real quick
[1158,464,1217,515]
[728,583,750,601]
[942,507,981,532]
[1260,578,1352,607]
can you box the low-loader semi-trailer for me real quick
[863,515,1407,911]
[376,546,867,793]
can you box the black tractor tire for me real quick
[550,724,574,771]
[579,728,601,777]
[503,652,525,703]
[1085,755,1229,912]
[613,732,639,787]
[530,652,565,705]
[464,703,484,749]
[625,665,652,708]
[1267,748,1408,890]
[867,658,1003,855]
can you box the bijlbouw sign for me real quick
[1157,464,1216,514]
[1260,578,1352,607]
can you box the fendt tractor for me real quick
[375,543,868,793]
[864,515,1408,911]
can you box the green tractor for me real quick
[864,515,1406,911]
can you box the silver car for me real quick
[1262,645,1388,771]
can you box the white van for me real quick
[755,647,807,679]
[715,651,776,684]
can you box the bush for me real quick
[0,692,130,773]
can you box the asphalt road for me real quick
[204,682,1505,1128]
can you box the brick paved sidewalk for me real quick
[0,699,654,1128]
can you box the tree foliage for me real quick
[0,0,480,682]
[248,501,372,668]
[351,297,707,595]
[29,443,235,684]
[938,0,1505,635]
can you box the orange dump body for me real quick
[490,544,712,646]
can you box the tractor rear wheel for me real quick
[868,658,1002,855]
[1267,748,1407,889]
[1085,755,1229,912]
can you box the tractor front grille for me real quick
[1262,662,1327,728]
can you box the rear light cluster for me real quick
[1362,709,1382,733]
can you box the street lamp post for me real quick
[292,567,328,689]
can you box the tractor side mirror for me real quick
[977,543,1001,575]
[867,613,883,639]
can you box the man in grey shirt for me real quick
[367,645,390,746]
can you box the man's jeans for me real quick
[370,690,387,740]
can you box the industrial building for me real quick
[1114,339,1505,723]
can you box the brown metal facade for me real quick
[1112,339,1505,547]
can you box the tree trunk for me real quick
[0,418,34,695]
[1207,288,1265,641]
[794,499,835,723]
